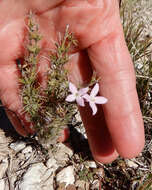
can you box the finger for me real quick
[88,8,145,158]
[65,51,93,86]
[79,105,118,163]
[66,51,118,163]
[36,14,58,88]
[0,64,35,136]
[0,18,36,136]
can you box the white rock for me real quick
[22,146,32,154]
[17,163,47,190]
[22,146,33,159]
[17,152,25,160]
[17,162,55,190]
[126,160,138,168]
[46,157,58,169]
[53,143,73,165]
[40,168,55,190]
[9,141,26,152]
[96,168,105,178]
[0,179,5,190]
[85,161,97,169]
[56,166,75,187]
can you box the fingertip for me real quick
[79,104,120,164]
[94,150,119,164]
[106,112,145,159]
[117,134,145,159]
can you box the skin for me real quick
[0,0,145,163]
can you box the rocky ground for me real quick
[0,0,152,189]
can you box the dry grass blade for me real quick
[120,1,152,190]
[121,1,152,62]
[121,0,152,123]
[137,174,152,190]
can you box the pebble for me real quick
[56,166,75,187]
[9,141,26,153]
[126,160,138,169]
[22,146,33,159]
[22,146,32,154]
[85,161,97,169]
[95,168,105,178]
[17,163,47,190]
[46,157,58,169]
[53,143,73,165]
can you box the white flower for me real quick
[66,82,89,106]
[83,83,108,115]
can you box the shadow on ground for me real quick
[0,106,21,139]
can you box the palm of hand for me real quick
[0,0,144,163]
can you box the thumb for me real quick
[0,20,34,136]
[0,64,34,136]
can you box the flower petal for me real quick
[89,102,97,115]
[69,82,77,94]
[95,96,108,104]
[79,87,89,96]
[83,94,91,102]
[65,94,76,102]
[90,83,99,97]
[76,97,85,107]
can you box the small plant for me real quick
[18,13,107,145]
[18,13,76,144]
[72,155,95,183]
[78,165,95,183]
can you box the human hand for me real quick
[0,0,145,163]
